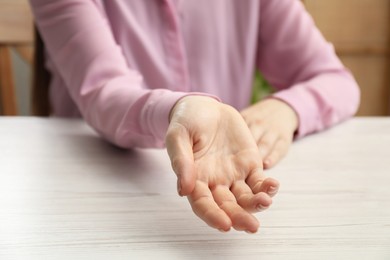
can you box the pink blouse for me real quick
[30,0,360,148]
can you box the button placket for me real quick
[161,0,189,92]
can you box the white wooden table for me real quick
[0,117,389,259]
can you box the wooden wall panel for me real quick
[0,0,33,43]
[304,0,390,116]
[340,56,389,115]
[0,0,33,115]
[305,0,389,55]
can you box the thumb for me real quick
[166,124,196,196]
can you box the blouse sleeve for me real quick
[258,0,360,138]
[29,0,190,148]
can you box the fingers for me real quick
[257,132,291,169]
[188,181,232,232]
[263,138,290,169]
[189,177,278,233]
[230,180,272,213]
[211,185,259,233]
[189,182,262,233]
[257,132,278,160]
[166,124,196,196]
[246,168,280,197]
[247,123,266,143]
[189,171,279,233]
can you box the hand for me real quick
[166,96,279,233]
[240,98,299,169]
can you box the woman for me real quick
[30,0,360,233]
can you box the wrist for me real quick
[263,98,299,132]
[169,95,220,122]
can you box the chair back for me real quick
[32,28,51,116]
[0,0,33,115]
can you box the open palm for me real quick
[166,96,279,233]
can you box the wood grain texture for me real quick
[0,117,389,259]
[303,0,390,116]
[340,55,390,116]
[0,0,33,115]
[14,45,34,65]
[305,0,390,55]
[0,0,33,43]
[0,46,18,115]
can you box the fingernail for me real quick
[257,204,269,211]
[245,230,256,234]
[218,228,229,233]
[268,186,278,195]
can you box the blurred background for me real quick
[1,0,389,116]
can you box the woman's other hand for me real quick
[241,98,299,169]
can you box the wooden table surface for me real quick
[0,117,389,259]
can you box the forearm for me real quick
[257,0,360,138]
[272,71,360,138]
[31,0,191,148]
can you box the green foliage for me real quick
[251,71,274,104]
